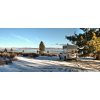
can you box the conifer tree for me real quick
[10,48,13,52]
[4,48,7,52]
[66,28,100,54]
[39,41,45,54]
[87,32,100,53]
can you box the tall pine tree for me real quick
[87,32,100,53]
[66,28,100,55]
[39,41,45,54]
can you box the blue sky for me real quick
[0,28,83,48]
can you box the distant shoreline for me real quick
[0,48,63,54]
[0,47,62,49]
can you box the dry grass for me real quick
[0,52,17,65]
[0,60,5,65]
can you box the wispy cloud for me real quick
[11,34,32,43]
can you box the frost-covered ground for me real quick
[0,56,99,72]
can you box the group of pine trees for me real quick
[66,28,100,59]
[3,48,13,52]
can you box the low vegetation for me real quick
[21,53,39,58]
[40,53,57,57]
[0,52,17,65]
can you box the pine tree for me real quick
[39,41,45,54]
[66,28,100,55]
[22,50,24,53]
[4,48,7,52]
[10,48,13,52]
[87,32,100,53]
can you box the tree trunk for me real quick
[96,53,100,60]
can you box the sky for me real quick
[0,28,84,48]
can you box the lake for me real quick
[13,48,63,54]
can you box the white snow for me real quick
[80,57,95,61]
[0,56,98,72]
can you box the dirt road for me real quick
[0,56,99,72]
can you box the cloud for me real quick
[11,34,32,43]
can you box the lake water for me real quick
[14,48,63,54]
